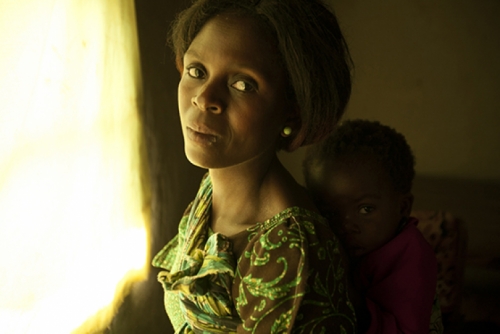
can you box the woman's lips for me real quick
[186,126,218,144]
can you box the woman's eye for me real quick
[359,206,374,214]
[231,80,254,92]
[186,67,204,79]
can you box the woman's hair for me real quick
[169,0,353,151]
[303,119,416,194]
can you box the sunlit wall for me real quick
[0,0,148,333]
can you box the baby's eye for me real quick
[359,206,374,214]
[231,80,255,92]
[186,67,204,79]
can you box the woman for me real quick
[152,0,355,332]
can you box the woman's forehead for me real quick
[186,14,284,73]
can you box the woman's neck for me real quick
[208,153,295,235]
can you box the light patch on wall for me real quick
[0,0,148,333]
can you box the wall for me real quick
[281,0,500,184]
[278,1,500,301]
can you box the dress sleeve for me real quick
[233,217,308,333]
[233,215,357,334]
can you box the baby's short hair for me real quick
[303,119,416,194]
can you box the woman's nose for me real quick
[191,82,223,114]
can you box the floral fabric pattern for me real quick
[152,174,356,333]
[234,209,355,333]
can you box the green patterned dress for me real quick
[152,174,357,333]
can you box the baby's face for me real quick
[309,155,410,258]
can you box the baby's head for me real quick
[303,119,416,257]
[169,0,352,152]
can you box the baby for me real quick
[303,119,443,333]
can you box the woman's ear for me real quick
[281,105,303,151]
[399,193,414,217]
[175,56,183,77]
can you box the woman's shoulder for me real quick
[236,205,343,264]
[250,206,335,240]
[261,206,326,225]
[233,206,355,333]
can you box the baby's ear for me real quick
[400,193,414,217]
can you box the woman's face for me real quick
[177,13,293,169]
[309,154,411,258]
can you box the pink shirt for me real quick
[355,217,438,333]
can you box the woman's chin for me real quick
[184,147,216,169]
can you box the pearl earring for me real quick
[282,126,292,137]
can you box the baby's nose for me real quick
[342,216,360,233]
